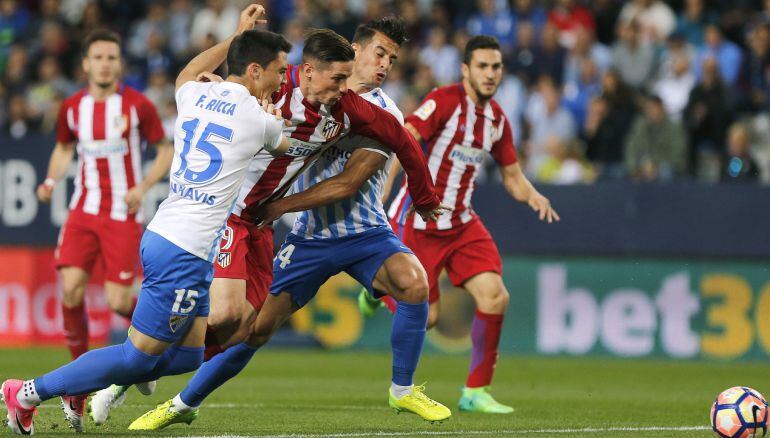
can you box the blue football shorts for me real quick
[131,230,213,343]
[270,226,413,308]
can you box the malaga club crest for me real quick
[321,117,342,140]
[169,315,188,333]
[217,252,232,268]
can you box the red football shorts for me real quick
[56,210,143,285]
[391,217,502,303]
[213,215,274,311]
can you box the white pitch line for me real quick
[38,402,373,411]
[186,427,711,438]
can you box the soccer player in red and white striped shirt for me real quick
[35,31,172,374]
[373,36,559,413]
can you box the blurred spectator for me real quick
[657,33,695,80]
[693,24,743,87]
[548,0,595,50]
[536,137,595,184]
[32,20,74,74]
[676,0,717,47]
[284,19,304,65]
[509,20,538,86]
[612,21,656,89]
[625,94,688,182]
[537,23,567,86]
[3,93,38,139]
[563,59,601,127]
[76,1,105,40]
[0,0,30,50]
[592,0,621,46]
[168,0,193,58]
[619,0,676,43]
[407,63,437,101]
[583,95,626,179]
[128,2,168,59]
[741,23,770,111]
[511,0,546,34]
[495,73,527,146]
[321,0,358,40]
[466,0,514,53]
[684,57,732,172]
[563,26,611,86]
[525,76,577,174]
[2,44,27,91]
[652,54,695,121]
[26,56,75,121]
[722,122,760,183]
[419,27,460,85]
[144,71,174,120]
[190,0,239,51]
[139,30,175,84]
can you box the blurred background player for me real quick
[360,35,559,414]
[129,26,449,430]
[33,29,172,418]
[2,5,290,435]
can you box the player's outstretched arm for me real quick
[346,95,441,213]
[252,149,386,227]
[36,141,75,203]
[500,162,560,224]
[175,4,266,90]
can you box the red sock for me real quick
[382,295,397,313]
[203,326,224,361]
[466,310,504,388]
[62,303,89,359]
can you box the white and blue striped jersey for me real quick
[290,88,403,239]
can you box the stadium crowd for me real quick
[2,0,770,184]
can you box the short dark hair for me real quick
[302,28,355,65]
[353,16,408,47]
[82,29,121,57]
[463,35,501,64]
[226,29,292,76]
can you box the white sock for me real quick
[390,383,412,399]
[170,394,194,413]
[16,380,42,409]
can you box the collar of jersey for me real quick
[218,81,250,95]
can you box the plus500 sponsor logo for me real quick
[537,264,770,359]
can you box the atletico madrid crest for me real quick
[217,252,232,268]
[321,117,342,140]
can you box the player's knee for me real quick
[106,294,133,316]
[208,302,242,330]
[480,286,509,313]
[61,282,85,307]
[392,269,429,304]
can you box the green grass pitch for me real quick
[2,347,767,437]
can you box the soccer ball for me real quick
[711,386,768,438]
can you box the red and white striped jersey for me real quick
[56,85,165,222]
[389,84,518,231]
[231,65,439,223]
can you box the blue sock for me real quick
[391,301,428,386]
[179,343,258,407]
[138,345,204,382]
[34,339,159,399]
